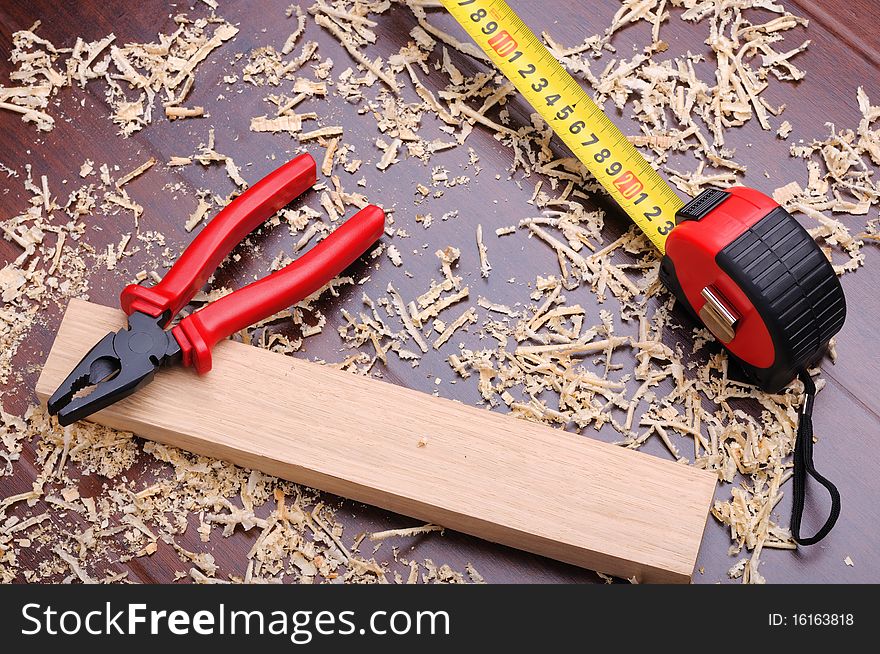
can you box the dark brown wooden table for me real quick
[1,0,878,583]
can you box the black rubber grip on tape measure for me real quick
[716,206,846,391]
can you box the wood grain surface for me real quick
[36,300,717,583]
[2,0,879,583]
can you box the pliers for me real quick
[48,153,385,426]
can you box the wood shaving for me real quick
[368,524,443,542]
[777,120,793,139]
[321,137,339,176]
[386,244,403,267]
[179,128,249,189]
[185,198,212,233]
[250,114,309,134]
[476,224,491,278]
[282,5,308,55]
[387,283,429,353]
[299,126,344,141]
[115,157,156,189]
[433,308,477,349]
[312,11,398,92]
[377,137,402,170]
[165,105,205,120]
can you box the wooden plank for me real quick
[36,299,717,583]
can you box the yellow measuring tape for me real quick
[440,0,683,253]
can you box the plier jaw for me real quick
[47,311,181,426]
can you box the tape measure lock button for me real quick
[677,188,730,222]
[661,187,847,392]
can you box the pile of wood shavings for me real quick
[772,86,880,273]
[3,0,878,584]
[311,0,875,583]
[0,12,237,134]
[0,153,171,393]
[1,2,490,585]
[0,5,477,586]
[542,0,812,192]
[3,406,482,584]
[0,156,480,584]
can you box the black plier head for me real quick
[47,311,182,426]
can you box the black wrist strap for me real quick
[790,370,841,545]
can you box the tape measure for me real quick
[442,0,683,252]
[443,0,846,544]
[441,0,846,393]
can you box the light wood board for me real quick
[36,299,717,583]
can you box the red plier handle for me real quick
[122,154,319,320]
[120,153,385,373]
[174,203,384,372]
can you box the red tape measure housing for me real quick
[660,187,846,392]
